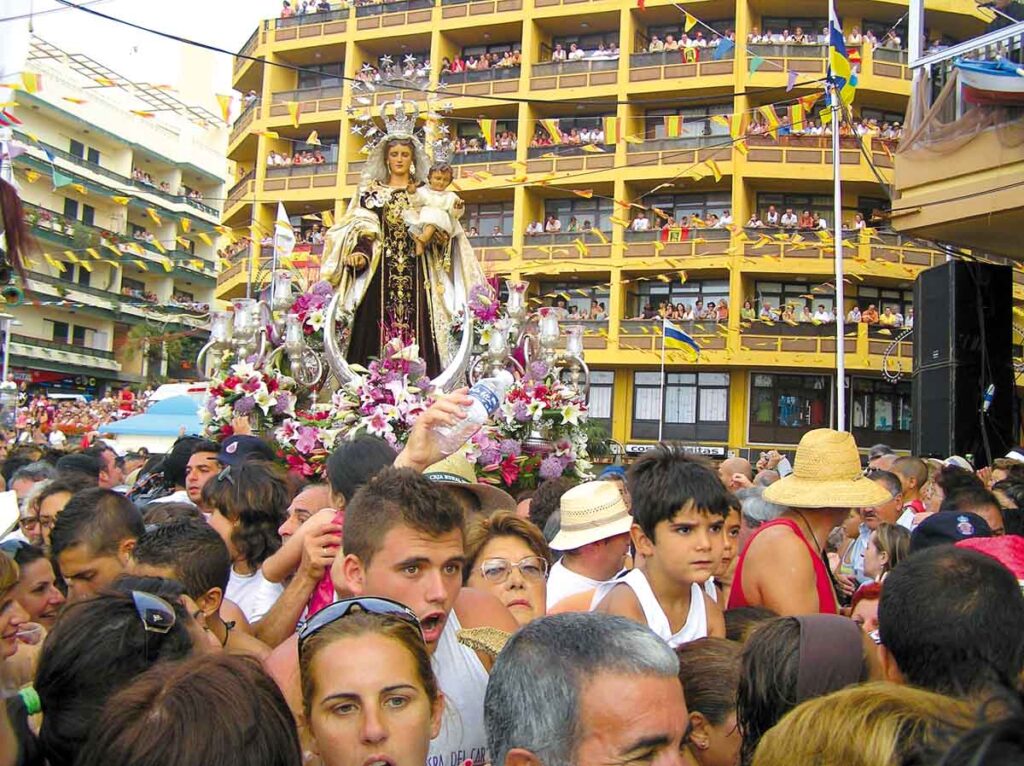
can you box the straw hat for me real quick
[422,454,516,513]
[549,480,632,551]
[762,429,892,510]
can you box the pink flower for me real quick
[295,426,320,454]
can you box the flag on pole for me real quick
[274,202,295,268]
[828,1,857,104]
[477,119,497,147]
[664,115,684,138]
[663,318,701,360]
[540,119,563,144]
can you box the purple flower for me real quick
[312,280,333,298]
[539,455,565,481]
[478,447,501,466]
[513,401,530,422]
[272,396,291,415]
[499,439,521,457]
[527,361,549,381]
[205,398,218,414]
[234,395,255,416]
[468,283,499,322]
[295,426,320,453]
[559,454,575,470]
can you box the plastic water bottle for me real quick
[433,370,514,454]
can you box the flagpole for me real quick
[831,81,846,432]
[659,320,667,443]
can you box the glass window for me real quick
[296,61,346,90]
[631,371,730,441]
[645,103,732,140]
[754,280,834,315]
[749,373,831,444]
[552,31,619,51]
[69,140,85,159]
[645,192,731,222]
[862,19,907,42]
[63,198,78,220]
[82,205,95,227]
[850,378,912,449]
[545,198,613,232]
[464,202,514,237]
[851,285,912,316]
[462,41,517,57]
[588,370,614,423]
[630,279,729,317]
[860,108,904,125]
[760,17,827,35]
[49,321,69,343]
[86,147,100,165]
[76,266,90,287]
[538,281,610,317]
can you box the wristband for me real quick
[18,686,40,716]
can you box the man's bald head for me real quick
[719,457,753,491]
[869,453,899,472]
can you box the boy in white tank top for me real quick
[593,445,730,644]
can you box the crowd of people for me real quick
[441,50,522,74]
[1,383,1022,766]
[746,24,904,49]
[265,150,330,168]
[129,170,205,201]
[529,122,606,147]
[550,40,621,61]
[648,30,731,52]
[744,113,904,141]
[279,0,333,17]
[10,389,147,447]
[452,132,518,155]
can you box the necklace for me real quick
[792,508,845,606]
[791,508,822,552]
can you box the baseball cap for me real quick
[909,511,992,554]
[217,435,277,466]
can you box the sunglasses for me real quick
[131,591,177,635]
[298,597,420,653]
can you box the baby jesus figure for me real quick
[404,161,465,255]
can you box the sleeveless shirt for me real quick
[428,609,489,766]
[591,568,709,647]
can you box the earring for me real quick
[410,163,416,175]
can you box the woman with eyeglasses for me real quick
[1,542,64,631]
[298,598,443,766]
[463,511,553,627]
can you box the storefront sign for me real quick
[624,443,726,457]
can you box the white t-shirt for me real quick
[590,569,709,647]
[546,559,604,609]
[225,567,284,623]
[430,609,489,766]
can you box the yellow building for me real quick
[221,0,990,459]
[8,38,228,396]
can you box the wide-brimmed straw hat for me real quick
[763,429,892,510]
[549,480,632,551]
[422,454,516,513]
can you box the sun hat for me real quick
[549,480,632,551]
[422,454,516,513]
[909,511,992,554]
[1004,447,1024,464]
[762,429,893,510]
[943,455,973,471]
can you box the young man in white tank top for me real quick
[594,446,729,644]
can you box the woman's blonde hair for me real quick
[752,682,975,766]
[0,553,20,597]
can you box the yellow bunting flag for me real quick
[624,134,644,145]
[161,258,174,273]
[85,248,101,260]
[581,144,605,153]
[180,218,191,233]
[110,195,131,205]
[131,110,156,119]
[574,238,589,257]
[150,239,166,254]
[146,208,161,225]
[758,105,780,140]
[70,184,87,195]
[477,119,496,147]
[684,11,698,32]
[197,232,213,246]
[216,94,232,124]
[322,210,335,228]
[610,215,632,228]
[256,130,280,139]
[705,158,722,182]
[176,237,191,248]
[881,142,894,161]
[214,225,232,236]
[591,229,609,244]
[305,130,321,146]
[789,102,806,132]
[603,116,622,144]
[23,170,39,183]
[286,101,301,128]
[64,251,80,264]
[94,77,116,87]
[44,254,65,273]
[62,96,87,105]
[103,242,120,257]
[540,119,563,144]
[798,93,821,114]
[190,259,205,270]
[20,72,41,93]
[78,260,93,273]
[572,189,594,199]
[664,115,684,139]
[133,259,149,271]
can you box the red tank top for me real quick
[727,518,838,614]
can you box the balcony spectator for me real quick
[780,208,798,228]
[489,225,503,237]
[861,304,880,324]
[693,31,708,48]
[800,305,814,323]
[707,213,720,227]
[566,127,581,145]
[545,215,562,233]
[567,305,580,320]
[440,57,452,75]
[526,220,543,236]
[781,305,796,323]
[760,302,779,321]
[765,205,780,227]
[607,41,620,58]
[852,212,866,230]
[568,43,585,61]
[905,307,914,329]
[777,113,792,137]
[815,213,828,230]
[746,213,765,228]
[883,30,902,49]
[748,26,762,43]
[864,29,878,46]
[451,55,465,72]
[846,305,862,323]
[591,301,608,320]
[879,307,899,327]
[631,212,651,232]
[719,210,733,226]
[317,0,331,10]
[467,226,479,237]
[847,26,863,46]
[741,300,756,321]
[819,25,830,44]
[717,300,729,322]
[893,309,905,328]
[552,44,567,62]
[662,34,679,52]
[566,216,579,233]
[798,209,815,229]
[281,0,294,17]
[581,219,593,233]
[814,304,833,323]
[648,35,665,52]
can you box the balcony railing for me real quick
[748,43,830,58]
[532,58,620,76]
[227,170,256,201]
[441,66,521,84]
[467,234,513,247]
[873,47,908,65]
[626,134,728,153]
[10,333,115,360]
[623,228,731,242]
[354,0,432,17]
[270,85,345,103]
[629,49,734,68]
[526,144,608,158]
[238,26,260,60]
[274,8,347,27]
[265,162,339,178]
[230,99,259,144]
[452,149,516,164]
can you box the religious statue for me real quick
[321,99,485,385]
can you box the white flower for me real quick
[560,403,582,426]
[215,404,233,422]
[254,388,276,414]
[231,360,258,378]
[308,309,326,333]
[198,408,212,424]
[527,400,545,421]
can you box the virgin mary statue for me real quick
[321,104,485,383]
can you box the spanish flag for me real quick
[540,119,563,144]
[477,119,497,147]
[663,318,701,361]
[664,115,684,139]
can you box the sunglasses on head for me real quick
[131,591,177,635]
[297,597,421,653]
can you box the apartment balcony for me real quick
[521,231,612,261]
[530,59,619,91]
[891,22,1024,259]
[263,162,339,192]
[440,0,523,20]
[271,8,347,42]
[626,136,732,173]
[9,333,121,375]
[622,228,731,261]
[451,150,517,181]
[470,235,515,267]
[618,319,727,353]
[268,86,345,121]
[353,0,433,32]
[440,66,522,99]
[225,171,256,214]
[233,23,267,92]
[629,49,734,86]
[525,144,616,174]
[229,99,259,145]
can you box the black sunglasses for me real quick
[131,591,177,635]
[298,597,420,653]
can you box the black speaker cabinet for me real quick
[911,260,1015,464]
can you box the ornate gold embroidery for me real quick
[381,188,414,332]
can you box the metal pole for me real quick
[1,319,9,382]
[832,84,846,432]
[658,322,666,443]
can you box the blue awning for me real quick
[102,395,204,436]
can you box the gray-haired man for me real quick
[485,612,688,766]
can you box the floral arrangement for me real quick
[464,359,592,492]
[450,278,516,353]
[199,360,298,439]
[275,409,337,478]
[286,279,333,350]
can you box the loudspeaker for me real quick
[912,260,1015,464]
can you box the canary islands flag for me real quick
[663,318,701,360]
[828,1,856,105]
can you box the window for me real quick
[462,41,516,58]
[749,373,831,444]
[297,61,346,90]
[755,280,834,315]
[631,279,729,317]
[63,198,79,220]
[456,121,515,140]
[69,140,85,159]
[538,281,610,316]
[122,277,146,293]
[760,17,827,36]
[755,193,860,226]
[76,266,91,287]
[552,31,619,51]
[82,205,95,227]
[645,103,732,140]
[464,202,514,237]
[644,193,731,222]
[632,371,729,442]
[588,370,614,427]
[646,19,734,43]
[86,147,100,165]
[863,19,907,42]
[544,197,614,232]
[860,108,904,126]
[49,321,69,343]
[855,286,912,317]
[850,378,911,448]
